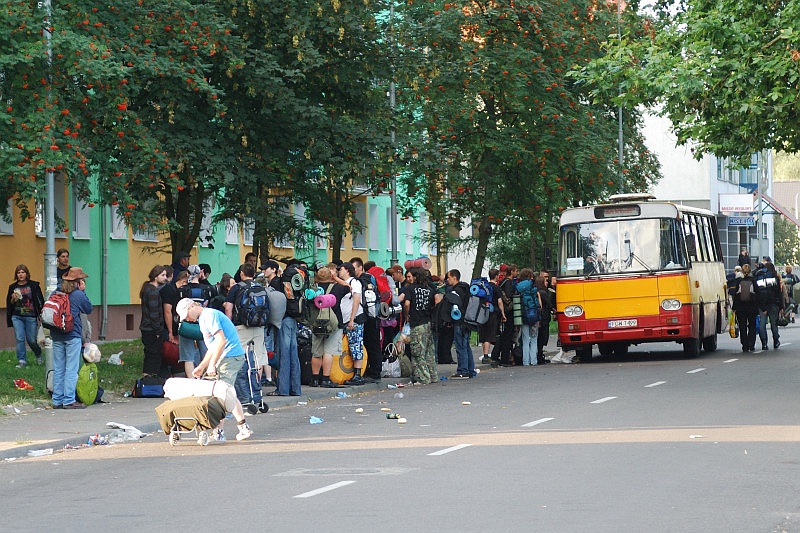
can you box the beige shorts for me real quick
[311,331,343,358]
[235,325,268,366]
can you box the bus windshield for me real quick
[559,218,688,277]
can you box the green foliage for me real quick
[395,0,660,277]
[578,0,800,165]
[774,216,800,266]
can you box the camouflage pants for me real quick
[409,323,437,385]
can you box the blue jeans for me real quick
[277,317,301,395]
[759,304,780,346]
[454,325,475,377]
[178,335,207,365]
[520,324,539,365]
[11,315,41,364]
[52,336,82,406]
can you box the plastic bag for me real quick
[729,311,739,339]
[381,343,401,378]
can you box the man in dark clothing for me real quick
[171,251,190,276]
[737,248,751,268]
[444,269,474,379]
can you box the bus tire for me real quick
[682,338,699,357]
[598,344,614,356]
[576,346,592,362]
[702,334,717,352]
[613,343,628,356]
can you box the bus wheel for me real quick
[598,344,614,356]
[702,334,717,352]
[575,347,592,362]
[683,338,699,357]
[613,343,628,356]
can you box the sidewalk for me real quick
[0,377,411,461]
[0,339,561,461]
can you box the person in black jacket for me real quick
[754,259,783,350]
[732,264,758,352]
[443,269,474,379]
[6,264,45,368]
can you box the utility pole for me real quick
[42,0,57,292]
[388,0,398,266]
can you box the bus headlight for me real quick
[661,299,682,311]
[564,305,584,317]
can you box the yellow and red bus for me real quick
[556,194,728,359]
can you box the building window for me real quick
[71,195,90,239]
[35,174,66,237]
[369,203,379,250]
[132,201,158,242]
[0,199,14,235]
[352,202,367,250]
[109,205,128,239]
[225,219,239,245]
[199,197,214,248]
[242,217,254,246]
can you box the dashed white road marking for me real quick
[590,396,617,404]
[294,481,356,498]
[723,358,738,363]
[522,417,555,428]
[686,368,706,374]
[427,444,472,456]
[644,381,666,388]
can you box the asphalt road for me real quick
[5,328,800,533]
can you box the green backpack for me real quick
[76,362,99,405]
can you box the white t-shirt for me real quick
[341,277,364,324]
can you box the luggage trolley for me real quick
[155,395,226,447]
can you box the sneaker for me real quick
[63,402,86,409]
[322,380,342,388]
[450,373,470,379]
[15,361,26,369]
[211,428,226,442]
[762,342,769,350]
[362,375,381,384]
[774,341,780,349]
[344,374,366,386]
[480,356,492,364]
[236,422,252,441]
[36,356,43,365]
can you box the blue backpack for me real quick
[517,280,541,325]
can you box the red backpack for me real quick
[368,267,392,304]
[41,291,74,332]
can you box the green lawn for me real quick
[2,340,145,409]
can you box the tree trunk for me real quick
[472,216,493,279]
[529,232,537,271]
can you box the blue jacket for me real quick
[51,289,93,341]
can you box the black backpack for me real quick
[233,281,270,327]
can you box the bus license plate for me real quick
[608,319,637,328]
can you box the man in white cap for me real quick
[176,298,252,441]
[176,265,217,376]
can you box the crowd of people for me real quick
[136,254,559,401]
[729,249,798,352]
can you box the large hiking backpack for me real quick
[368,267,393,304]
[178,283,215,306]
[359,273,379,318]
[282,264,308,319]
[308,284,340,337]
[517,280,541,325]
[41,291,74,333]
[464,277,494,329]
[234,281,270,327]
[737,278,755,303]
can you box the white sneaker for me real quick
[211,428,225,442]
[236,422,252,441]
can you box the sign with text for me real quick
[728,216,755,226]
[719,193,754,213]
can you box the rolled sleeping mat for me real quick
[403,257,432,270]
[379,302,402,319]
[304,288,318,300]
[469,284,480,295]
[451,304,462,321]
[488,302,494,313]
[512,295,523,326]
[291,272,305,291]
[313,293,337,309]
